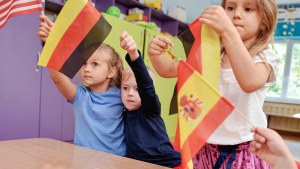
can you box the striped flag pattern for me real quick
[38,0,112,78]
[175,61,234,169]
[0,0,42,29]
[169,19,220,115]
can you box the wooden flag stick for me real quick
[235,108,256,127]
[112,27,121,36]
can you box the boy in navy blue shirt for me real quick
[120,31,181,167]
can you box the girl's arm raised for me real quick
[38,15,76,101]
[49,69,76,101]
[147,35,179,78]
[200,6,271,93]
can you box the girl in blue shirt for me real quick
[38,15,126,156]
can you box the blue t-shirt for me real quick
[71,85,126,156]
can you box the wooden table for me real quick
[0,138,170,169]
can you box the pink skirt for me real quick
[192,142,271,169]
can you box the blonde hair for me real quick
[222,0,278,56]
[98,44,123,88]
[82,43,123,88]
[122,66,155,83]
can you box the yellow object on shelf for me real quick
[144,0,162,10]
[125,13,143,21]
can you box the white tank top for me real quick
[208,49,279,145]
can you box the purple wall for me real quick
[0,13,42,140]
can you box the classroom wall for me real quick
[160,0,300,23]
[160,0,211,23]
[138,0,211,23]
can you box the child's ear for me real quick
[108,67,117,79]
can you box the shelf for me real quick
[44,0,188,36]
[150,8,174,21]
[45,0,64,13]
[178,20,188,34]
[115,0,148,9]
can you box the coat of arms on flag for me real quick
[174,60,234,169]
[0,0,43,29]
[38,0,112,78]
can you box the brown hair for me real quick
[222,0,277,56]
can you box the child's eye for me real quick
[122,86,128,90]
[245,8,254,12]
[92,62,98,67]
[226,6,234,11]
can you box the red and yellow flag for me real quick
[38,0,111,78]
[179,17,220,84]
[175,61,234,169]
[0,0,42,29]
[169,19,220,116]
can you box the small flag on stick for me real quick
[174,60,234,169]
[169,19,220,115]
[38,0,112,78]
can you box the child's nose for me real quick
[233,8,242,19]
[83,65,91,72]
[128,89,134,96]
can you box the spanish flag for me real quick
[169,19,220,115]
[176,61,234,169]
[38,0,111,78]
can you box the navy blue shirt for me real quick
[124,54,181,167]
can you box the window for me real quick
[266,40,300,104]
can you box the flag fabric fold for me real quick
[38,0,112,78]
[175,60,234,169]
[169,19,220,115]
[0,0,43,29]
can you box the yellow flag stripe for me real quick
[178,71,221,147]
[201,24,220,88]
[187,159,193,169]
[38,0,88,66]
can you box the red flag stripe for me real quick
[186,26,202,74]
[177,60,193,91]
[0,7,41,29]
[0,1,40,18]
[180,98,234,168]
[172,118,180,152]
[0,0,40,6]
[0,0,15,6]
[188,17,202,39]
[46,2,100,70]
[0,0,42,29]
[0,0,38,11]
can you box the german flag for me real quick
[169,19,220,115]
[175,61,234,169]
[38,0,111,78]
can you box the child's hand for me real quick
[251,127,297,169]
[38,15,54,42]
[120,31,139,60]
[147,35,174,59]
[199,6,235,37]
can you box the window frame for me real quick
[266,39,300,104]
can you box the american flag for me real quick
[0,0,42,29]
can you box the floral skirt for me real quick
[192,142,271,169]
